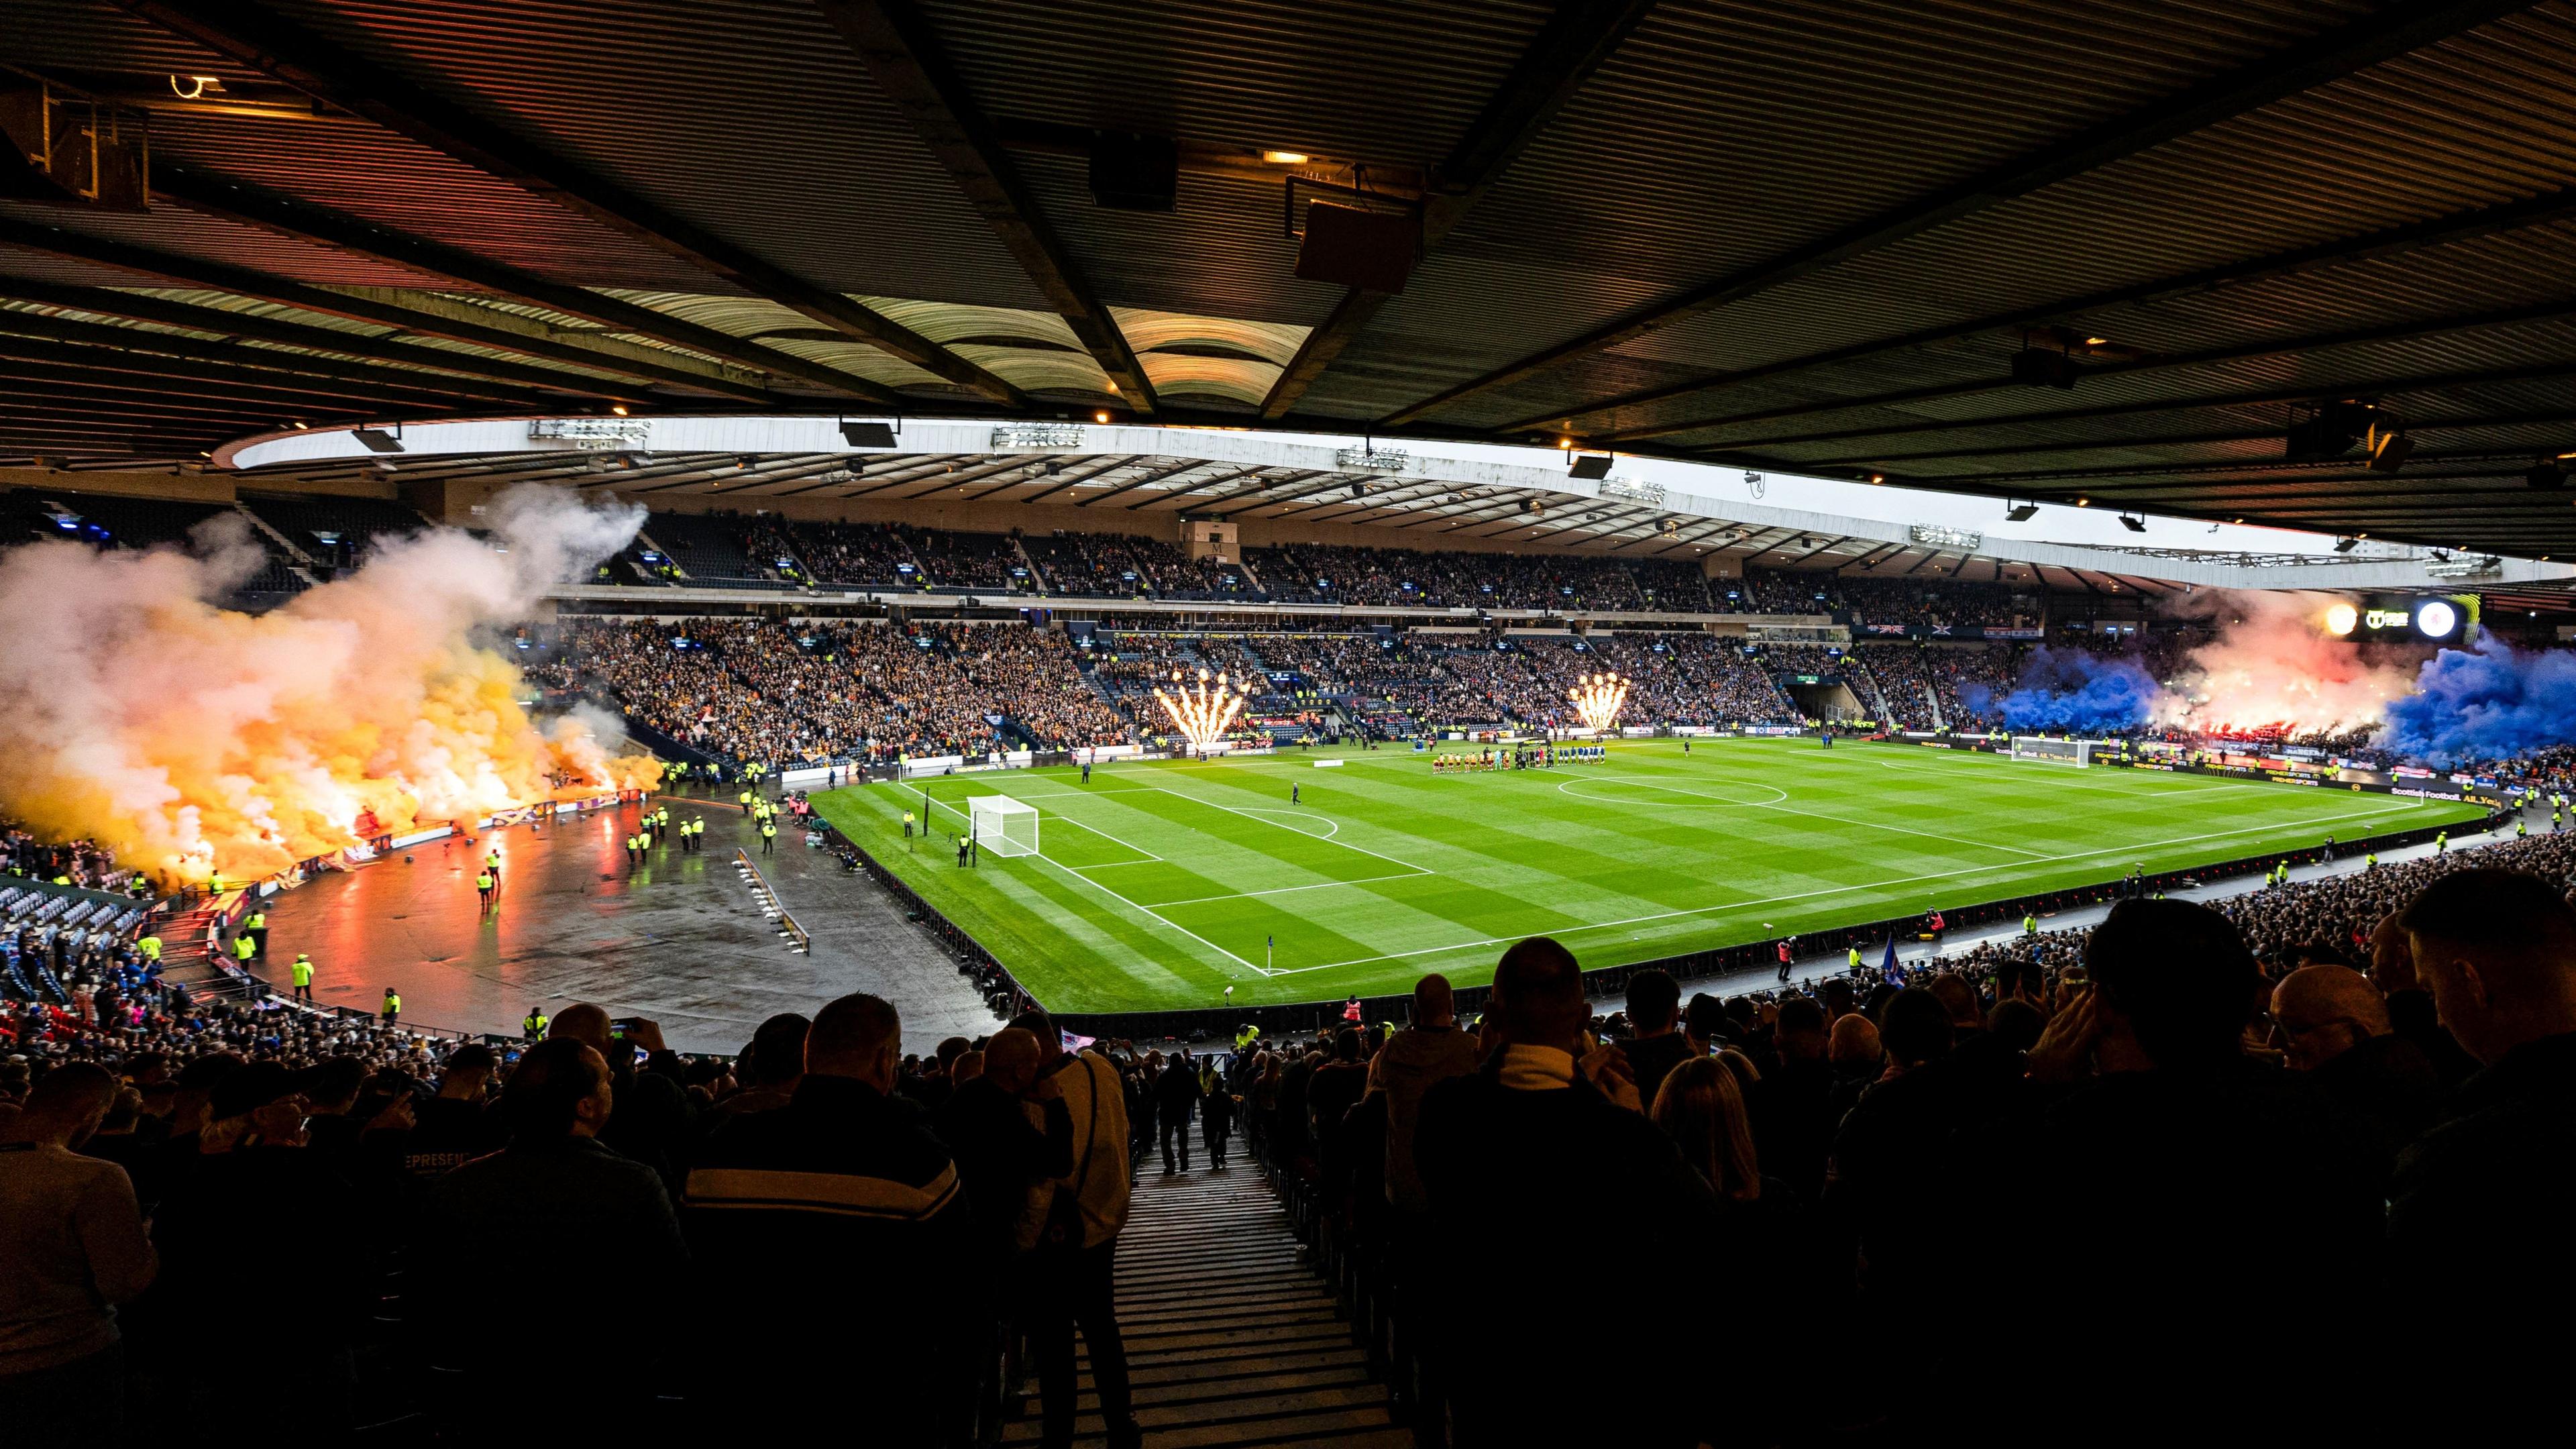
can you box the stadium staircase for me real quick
[1006,1169,1405,1446]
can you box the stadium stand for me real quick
[1,488,309,603]
[235,494,429,578]
[9,819,2570,1442]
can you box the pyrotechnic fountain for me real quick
[1154,668,1252,751]
[1568,670,1629,735]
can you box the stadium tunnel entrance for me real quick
[1784,679,1864,721]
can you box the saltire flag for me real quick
[1882,934,1904,984]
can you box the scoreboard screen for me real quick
[2322,593,2477,644]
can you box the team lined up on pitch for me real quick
[1430,743,1609,773]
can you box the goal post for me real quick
[2009,737,2097,767]
[967,796,1040,857]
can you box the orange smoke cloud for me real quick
[2155,589,2418,735]
[0,486,661,884]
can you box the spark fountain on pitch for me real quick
[1155,668,1253,751]
[1568,670,1630,735]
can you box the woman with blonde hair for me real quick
[1650,1055,1766,1203]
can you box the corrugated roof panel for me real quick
[257,0,1048,305]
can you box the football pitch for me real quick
[808,739,2489,1013]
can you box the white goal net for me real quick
[967,796,1040,857]
[2010,737,2097,767]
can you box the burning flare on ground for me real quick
[1568,670,1629,735]
[1154,668,1250,750]
[0,486,661,885]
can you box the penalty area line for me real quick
[1026,850,1275,978]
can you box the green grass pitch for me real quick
[808,738,2489,1014]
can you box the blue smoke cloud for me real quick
[1963,647,2163,733]
[2381,641,2576,767]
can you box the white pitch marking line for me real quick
[1228,806,1342,839]
[1027,849,1273,978]
[1147,871,1432,908]
[1262,794,2436,976]
[1565,772,2055,861]
[1558,776,1788,808]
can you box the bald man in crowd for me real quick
[2390,869,2576,1436]
[1372,972,1483,1222]
[549,1003,690,1190]
[2269,964,2440,1161]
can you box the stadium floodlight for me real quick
[2118,513,2147,533]
[1153,667,1250,751]
[1567,671,1629,735]
[967,796,1039,857]
[2004,502,2039,521]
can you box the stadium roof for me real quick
[14,1,2576,555]
[232,416,2576,597]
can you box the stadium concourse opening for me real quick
[13,0,2576,1444]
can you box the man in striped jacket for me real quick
[684,993,975,1440]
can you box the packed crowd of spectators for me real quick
[767,521,921,586]
[1247,543,1722,612]
[1224,826,2576,1443]
[1834,574,2030,629]
[563,619,1134,766]
[0,979,1174,1444]
[1860,642,2027,730]
[9,712,2574,1443]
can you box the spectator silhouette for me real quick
[419,1038,683,1424]
[0,1063,154,1448]
[2390,869,2576,1438]
[1416,937,1717,1448]
[686,994,973,1440]
[2017,898,2381,1443]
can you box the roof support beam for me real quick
[1468,497,1624,539]
[1516,179,2576,435]
[1382,0,2540,426]
[1808,409,2576,468]
[1723,356,2576,455]
[1258,0,1662,419]
[1210,474,1368,517]
[1126,468,1320,512]
[0,305,556,409]
[117,0,1030,407]
[1012,454,1140,506]
[818,0,1156,415]
[148,164,905,405]
[1607,290,2576,445]
[1291,477,1466,525]
[872,455,1051,501]
[0,337,478,413]
[1074,460,1218,507]
[1118,466,1267,510]
[0,217,743,405]
[0,278,629,403]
